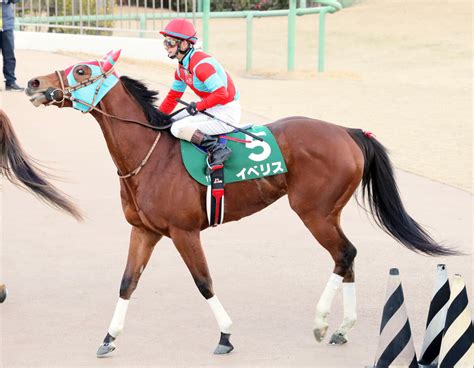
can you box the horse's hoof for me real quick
[96,342,116,357]
[313,325,328,342]
[213,332,234,354]
[0,285,7,303]
[214,343,234,354]
[329,332,347,345]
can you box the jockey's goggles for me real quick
[163,38,179,48]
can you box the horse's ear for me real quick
[102,49,121,73]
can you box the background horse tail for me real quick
[0,109,82,220]
[347,128,455,256]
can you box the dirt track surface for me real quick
[1,1,472,367]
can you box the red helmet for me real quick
[160,19,197,44]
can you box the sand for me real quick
[0,1,472,367]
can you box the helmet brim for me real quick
[159,30,197,44]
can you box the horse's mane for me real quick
[120,76,170,128]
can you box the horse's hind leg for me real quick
[97,226,162,357]
[296,210,357,345]
[286,154,359,342]
[170,227,234,354]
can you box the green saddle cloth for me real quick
[180,125,288,186]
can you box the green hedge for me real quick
[210,0,289,11]
[143,0,290,11]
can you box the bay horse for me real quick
[0,109,82,303]
[25,51,454,357]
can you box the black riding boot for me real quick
[191,130,232,168]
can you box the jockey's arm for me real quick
[194,63,229,111]
[159,71,186,114]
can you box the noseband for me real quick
[44,71,68,108]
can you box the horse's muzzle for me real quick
[25,86,49,107]
[25,78,48,106]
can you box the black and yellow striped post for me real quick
[371,268,418,368]
[438,274,474,368]
[419,264,450,367]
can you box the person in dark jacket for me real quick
[1,0,23,91]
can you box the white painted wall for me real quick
[15,31,174,65]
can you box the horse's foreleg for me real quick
[170,228,234,354]
[97,226,161,357]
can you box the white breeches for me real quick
[170,100,242,141]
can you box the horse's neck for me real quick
[90,85,169,177]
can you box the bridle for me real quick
[46,69,114,111]
[45,63,173,179]
[46,67,172,131]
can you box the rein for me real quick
[118,131,162,179]
[48,64,174,179]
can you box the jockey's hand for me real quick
[186,102,199,116]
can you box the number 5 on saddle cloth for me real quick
[180,125,288,227]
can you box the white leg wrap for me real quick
[343,283,357,322]
[107,298,130,338]
[315,273,343,325]
[336,282,357,335]
[207,296,232,334]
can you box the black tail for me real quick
[0,109,83,220]
[348,128,456,256]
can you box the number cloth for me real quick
[180,126,287,186]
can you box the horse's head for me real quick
[26,50,122,112]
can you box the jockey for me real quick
[159,18,241,169]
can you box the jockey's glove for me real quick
[186,102,199,116]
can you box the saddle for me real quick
[180,125,287,227]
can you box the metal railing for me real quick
[16,0,196,37]
[15,0,342,72]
